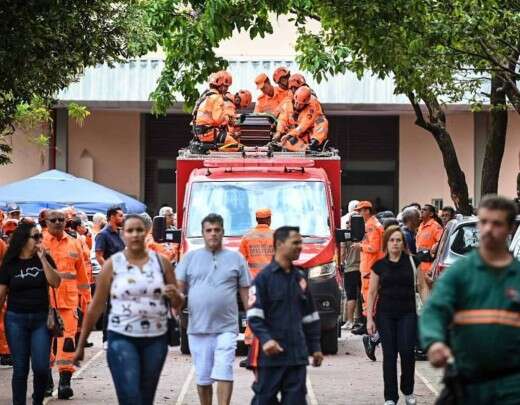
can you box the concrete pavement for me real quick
[0,331,442,405]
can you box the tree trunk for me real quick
[407,93,472,215]
[481,74,508,197]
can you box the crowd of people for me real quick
[191,66,328,152]
[0,194,519,405]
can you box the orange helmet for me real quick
[210,70,232,87]
[273,67,290,83]
[255,73,270,89]
[294,86,312,105]
[2,219,18,235]
[288,73,306,89]
[236,90,252,108]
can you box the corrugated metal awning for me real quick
[58,58,411,105]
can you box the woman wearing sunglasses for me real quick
[0,222,61,405]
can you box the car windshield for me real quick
[186,181,330,237]
[450,223,479,256]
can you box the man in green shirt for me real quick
[420,195,520,404]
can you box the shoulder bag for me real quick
[47,288,64,337]
[155,253,180,347]
[409,255,423,314]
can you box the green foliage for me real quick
[68,103,91,127]
[0,1,151,164]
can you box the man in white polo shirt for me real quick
[176,213,251,405]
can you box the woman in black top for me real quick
[366,225,429,405]
[0,222,61,405]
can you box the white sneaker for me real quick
[405,394,416,405]
[341,320,354,330]
[384,401,396,405]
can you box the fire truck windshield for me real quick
[186,181,330,238]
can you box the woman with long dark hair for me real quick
[366,225,429,405]
[74,214,184,405]
[0,221,61,405]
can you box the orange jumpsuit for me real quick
[43,232,91,373]
[254,87,287,116]
[360,216,384,313]
[223,95,240,143]
[416,218,443,273]
[145,233,178,263]
[0,239,9,356]
[239,224,274,345]
[193,89,236,144]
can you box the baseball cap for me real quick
[256,208,272,219]
[255,73,269,89]
[355,201,373,211]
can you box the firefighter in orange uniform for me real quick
[239,209,274,368]
[278,87,328,152]
[239,208,274,280]
[43,210,91,399]
[351,201,384,314]
[272,67,291,100]
[253,73,287,116]
[416,204,443,274]
[192,70,237,147]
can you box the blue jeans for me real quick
[4,311,51,405]
[106,331,168,405]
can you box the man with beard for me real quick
[421,196,520,404]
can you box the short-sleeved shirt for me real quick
[372,254,421,315]
[176,247,251,334]
[0,254,56,313]
[95,226,125,260]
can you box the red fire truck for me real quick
[154,116,360,355]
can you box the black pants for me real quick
[252,365,307,405]
[377,312,417,402]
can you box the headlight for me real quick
[308,262,337,279]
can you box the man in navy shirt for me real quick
[94,206,124,344]
[248,226,323,404]
[94,206,125,265]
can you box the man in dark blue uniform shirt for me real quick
[248,226,323,405]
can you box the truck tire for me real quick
[321,325,339,355]
[180,323,190,355]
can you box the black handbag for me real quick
[155,253,181,347]
[47,288,64,337]
[435,361,464,405]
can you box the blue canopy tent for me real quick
[0,170,146,216]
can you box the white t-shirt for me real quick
[108,251,168,337]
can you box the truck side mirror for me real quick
[152,216,182,243]
[335,215,365,243]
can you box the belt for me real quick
[59,272,77,280]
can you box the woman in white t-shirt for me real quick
[74,214,184,405]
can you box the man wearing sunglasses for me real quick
[42,210,91,399]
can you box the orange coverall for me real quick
[239,224,274,345]
[145,233,178,264]
[43,232,91,373]
[0,239,9,356]
[416,218,443,273]
[360,216,384,313]
[279,98,327,152]
[193,89,233,144]
[254,87,287,116]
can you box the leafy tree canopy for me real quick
[0,0,153,164]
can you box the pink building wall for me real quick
[0,128,50,186]
[399,112,475,209]
[67,111,141,198]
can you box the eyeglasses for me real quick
[30,233,43,241]
[49,218,65,223]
